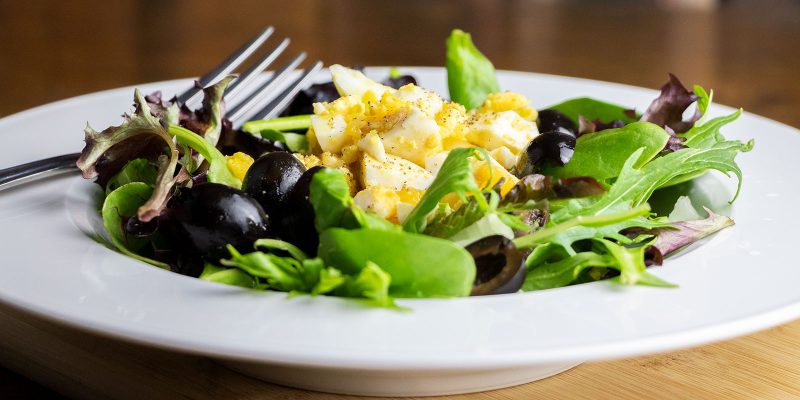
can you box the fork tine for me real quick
[224,38,290,101]
[226,52,307,123]
[244,61,324,122]
[176,26,274,105]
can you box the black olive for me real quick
[277,166,325,255]
[466,235,527,296]
[163,183,271,263]
[125,215,158,237]
[242,152,307,215]
[514,131,576,177]
[537,109,577,136]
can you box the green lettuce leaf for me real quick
[104,158,157,195]
[168,125,241,188]
[309,168,397,232]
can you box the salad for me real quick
[77,30,753,308]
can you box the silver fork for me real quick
[0,26,323,191]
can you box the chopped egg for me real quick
[303,65,538,222]
[361,153,434,191]
[463,110,538,154]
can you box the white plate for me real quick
[0,68,797,396]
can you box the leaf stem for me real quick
[242,115,312,134]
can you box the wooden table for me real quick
[1,0,799,398]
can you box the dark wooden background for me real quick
[1,0,799,398]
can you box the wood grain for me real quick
[1,0,799,398]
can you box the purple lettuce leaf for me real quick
[646,207,734,265]
[77,90,185,222]
[640,74,701,134]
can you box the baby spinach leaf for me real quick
[446,29,500,110]
[403,147,488,233]
[546,97,638,126]
[168,125,241,188]
[309,168,397,232]
[318,228,476,298]
[548,122,670,183]
[101,182,169,269]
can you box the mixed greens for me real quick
[78,29,752,308]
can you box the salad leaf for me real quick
[101,182,169,269]
[168,125,241,188]
[403,148,488,233]
[77,89,176,188]
[593,239,675,287]
[523,251,615,291]
[104,158,157,194]
[552,138,753,224]
[546,97,638,127]
[334,261,394,307]
[221,245,315,292]
[547,122,670,183]
[640,74,700,134]
[318,228,476,298]
[447,213,515,247]
[194,76,234,147]
[199,263,258,288]
[257,129,309,153]
[680,109,742,150]
[648,207,734,263]
[446,29,500,110]
[309,168,398,232]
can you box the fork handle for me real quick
[0,153,81,191]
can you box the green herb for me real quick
[318,228,476,298]
[446,29,500,110]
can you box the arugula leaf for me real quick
[101,182,169,269]
[334,261,394,307]
[546,97,638,126]
[168,125,241,188]
[318,228,476,298]
[448,213,515,247]
[309,168,398,232]
[523,252,616,291]
[547,122,670,183]
[553,138,753,225]
[254,238,309,261]
[593,239,675,287]
[680,109,741,150]
[105,158,157,194]
[403,148,487,233]
[446,29,500,110]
